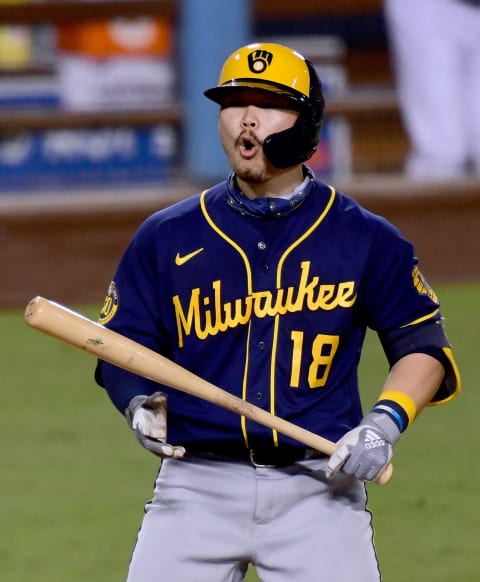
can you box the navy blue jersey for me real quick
[96,175,455,448]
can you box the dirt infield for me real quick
[1,178,479,309]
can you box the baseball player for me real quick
[385,0,480,179]
[95,42,461,582]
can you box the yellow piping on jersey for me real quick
[400,308,439,327]
[200,190,253,447]
[270,186,336,446]
[429,346,462,405]
[400,312,461,406]
[200,185,337,448]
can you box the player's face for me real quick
[218,90,299,184]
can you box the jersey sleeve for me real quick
[359,215,461,403]
[95,214,171,413]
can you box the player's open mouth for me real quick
[239,136,259,158]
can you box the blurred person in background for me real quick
[385,0,480,180]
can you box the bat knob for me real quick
[376,462,393,486]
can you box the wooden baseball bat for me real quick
[24,296,393,485]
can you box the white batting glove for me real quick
[326,412,401,482]
[125,392,186,459]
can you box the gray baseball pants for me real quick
[125,455,382,581]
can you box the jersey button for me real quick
[256,392,263,400]
[257,241,266,250]
[258,341,266,350]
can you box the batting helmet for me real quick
[204,42,325,169]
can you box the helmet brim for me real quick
[204,79,307,109]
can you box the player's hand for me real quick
[325,412,400,482]
[125,392,186,459]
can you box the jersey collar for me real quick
[226,166,316,218]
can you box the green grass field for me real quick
[1,282,478,581]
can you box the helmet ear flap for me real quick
[263,59,324,169]
[263,105,324,169]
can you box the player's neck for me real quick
[237,165,304,199]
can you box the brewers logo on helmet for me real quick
[204,42,325,169]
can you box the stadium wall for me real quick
[1,180,479,309]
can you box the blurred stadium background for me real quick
[0,2,478,581]
[0,0,478,308]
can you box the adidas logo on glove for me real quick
[364,429,386,449]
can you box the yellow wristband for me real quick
[373,390,417,432]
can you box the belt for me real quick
[187,445,324,468]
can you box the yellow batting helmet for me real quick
[204,42,325,168]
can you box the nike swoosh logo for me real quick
[175,247,204,266]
